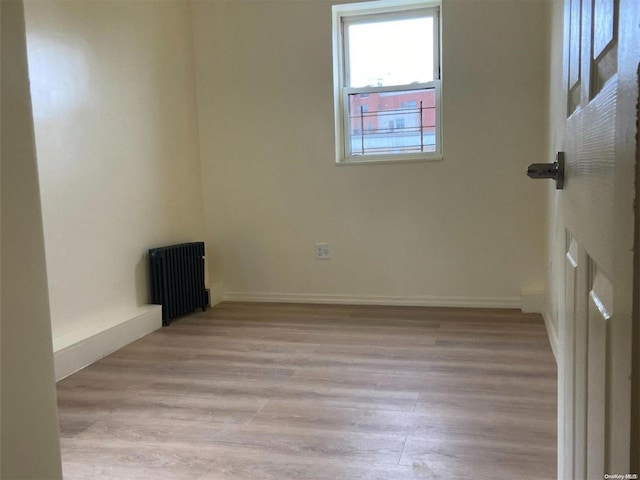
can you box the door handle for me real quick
[527,152,565,189]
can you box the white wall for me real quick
[191,0,548,307]
[23,0,205,346]
[0,0,63,477]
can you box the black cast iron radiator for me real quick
[149,242,207,325]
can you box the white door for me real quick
[559,0,639,478]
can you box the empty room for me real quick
[2,0,638,479]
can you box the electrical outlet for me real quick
[315,243,331,260]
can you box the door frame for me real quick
[632,62,640,476]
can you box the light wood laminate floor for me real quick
[57,302,557,480]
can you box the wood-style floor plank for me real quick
[57,302,557,479]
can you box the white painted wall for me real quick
[0,0,62,477]
[191,0,548,307]
[23,0,205,345]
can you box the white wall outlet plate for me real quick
[315,243,331,259]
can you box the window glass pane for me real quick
[347,16,434,87]
[348,88,436,156]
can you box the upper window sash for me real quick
[341,7,440,88]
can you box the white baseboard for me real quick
[222,291,521,309]
[208,282,224,306]
[521,290,545,313]
[53,305,162,381]
[542,310,559,363]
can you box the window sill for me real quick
[336,154,443,166]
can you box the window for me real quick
[332,0,441,164]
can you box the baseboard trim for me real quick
[208,282,225,307]
[53,305,162,381]
[222,291,521,309]
[521,290,545,314]
[542,310,559,364]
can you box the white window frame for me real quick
[332,0,442,165]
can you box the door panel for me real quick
[563,233,587,480]
[567,0,582,115]
[592,0,614,58]
[563,234,576,480]
[586,260,612,478]
[591,0,617,97]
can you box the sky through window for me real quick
[347,16,434,87]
